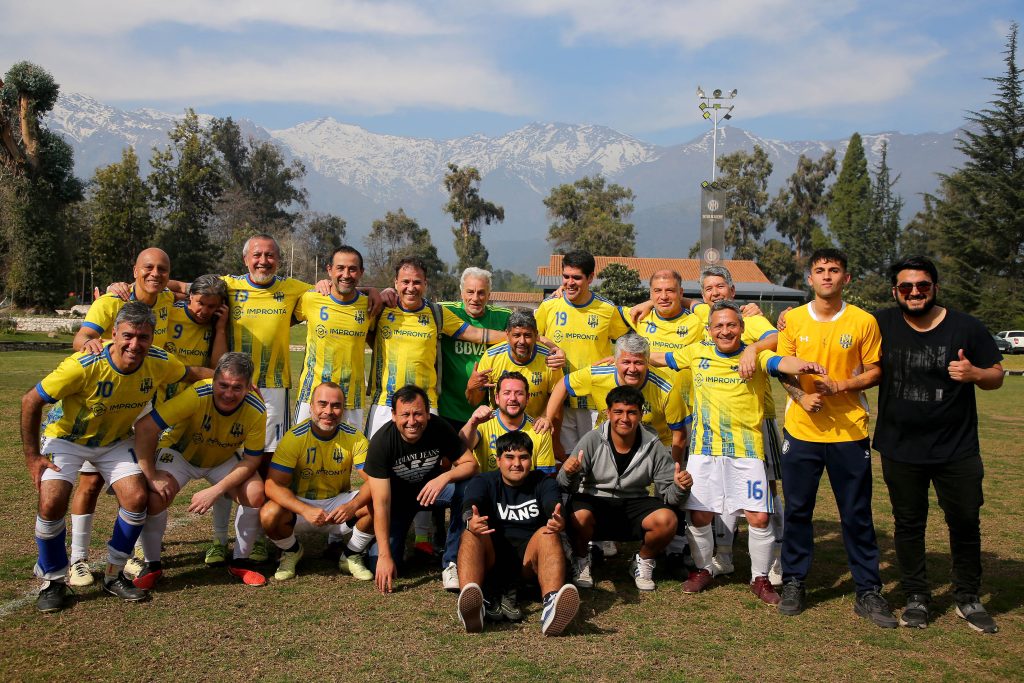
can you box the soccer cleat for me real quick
[274,543,304,581]
[777,581,806,616]
[228,563,267,587]
[854,589,898,629]
[682,568,713,594]
[124,546,146,579]
[414,541,437,558]
[956,597,999,634]
[103,572,149,602]
[899,594,930,629]
[750,576,781,605]
[631,554,657,591]
[442,562,460,592]
[457,583,485,633]
[249,538,271,563]
[500,588,523,622]
[67,559,95,587]
[36,580,73,613]
[574,555,594,589]
[541,584,580,637]
[340,553,373,581]
[710,553,734,577]
[131,564,163,591]
[204,542,229,566]
[768,555,783,587]
[597,540,618,558]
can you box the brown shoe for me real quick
[751,575,781,605]
[682,568,713,594]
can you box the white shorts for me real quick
[155,447,250,489]
[762,418,782,482]
[293,403,364,433]
[559,407,598,456]
[364,404,437,438]
[261,387,290,452]
[77,401,154,476]
[685,454,773,517]
[292,490,361,535]
[41,438,143,486]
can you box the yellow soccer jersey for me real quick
[38,345,187,448]
[629,307,703,414]
[473,413,556,475]
[777,302,881,443]
[668,343,782,459]
[153,379,266,468]
[535,294,631,409]
[82,288,176,348]
[270,419,368,500]
[565,364,689,446]
[476,342,561,418]
[222,274,310,388]
[293,291,372,411]
[367,302,469,407]
[160,300,215,404]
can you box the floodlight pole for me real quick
[697,87,737,182]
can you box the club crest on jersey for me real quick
[139,378,153,394]
[192,432,203,443]
[159,309,168,320]
[355,310,366,325]
[643,401,652,414]
[532,371,542,385]
[316,324,327,339]
[332,447,344,464]
[839,334,853,349]
[677,325,689,337]
[418,314,430,327]
[273,292,285,303]
[587,313,599,329]
[230,422,244,438]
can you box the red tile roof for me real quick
[490,291,544,303]
[537,255,771,283]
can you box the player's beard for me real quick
[897,295,936,318]
[250,271,275,285]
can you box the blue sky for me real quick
[1,1,1018,144]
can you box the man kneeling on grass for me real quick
[558,385,693,591]
[457,431,579,636]
[261,382,376,582]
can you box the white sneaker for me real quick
[442,562,460,592]
[598,540,618,557]
[768,554,783,587]
[124,545,146,579]
[574,555,594,589]
[710,553,734,576]
[67,559,94,587]
[631,554,657,591]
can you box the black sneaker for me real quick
[855,589,897,628]
[899,593,930,629]
[103,572,149,602]
[36,580,73,613]
[484,595,504,622]
[664,552,690,581]
[956,596,998,634]
[777,581,806,616]
[500,588,523,622]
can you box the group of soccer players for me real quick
[20,235,1002,635]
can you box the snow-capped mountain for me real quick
[43,93,964,273]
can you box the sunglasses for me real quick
[895,281,933,296]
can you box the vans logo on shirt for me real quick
[498,500,539,521]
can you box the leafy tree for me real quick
[772,151,836,273]
[594,262,647,306]
[491,269,538,293]
[827,133,874,278]
[442,163,503,271]
[758,238,800,287]
[363,209,456,299]
[88,147,154,287]
[716,146,772,260]
[149,109,222,279]
[544,175,635,255]
[0,62,83,307]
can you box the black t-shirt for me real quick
[462,470,560,545]
[873,307,1001,464]
[363,417,463,504]
[612,431,641,476]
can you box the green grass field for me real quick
[0,347,1021,682]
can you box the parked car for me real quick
[998,330,1024,354]
[993,334,1012,354]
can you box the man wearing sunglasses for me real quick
[873,256,1003,634]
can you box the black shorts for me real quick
[570,494,674,542]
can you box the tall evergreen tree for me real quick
[88,147,154,287]
[544,175,635,255]
[594,263,647,306]
[442,163,503,271]
[827,133,874,278]
[716,146,772,260]
[363,209,456,299]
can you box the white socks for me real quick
[686,523,715,571]
[70,513,93,563]
[748,524,775,579]
[141,510,168,563]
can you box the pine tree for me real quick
[88,147,154,287]
[827,133,873,278]
[594,263,647,306]
[442,163,503,271]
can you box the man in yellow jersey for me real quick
[468,309,562,420]
[21,303,202,612]
[66,247,179,585]
[461,372,557,476]
[262,382,376,582]
[364,257,505,437]
[775,248,895,628]
[540,334,688,462]
[160,274,229,403]
[661,302,823,604]
[128,353,267,588]
[292,246,373,428]
[535,251,631,458]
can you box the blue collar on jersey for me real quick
[244,274,276,289]
[654,308,687,322]
[310,423,341,441]
[214,394,249,417]
[103,345,144,376]
[329,291,361,306]
[562,292,594,308]
[506,343,538,366]
[614,369,650,389]
[397,299,427,313]
[713,342,747,359]
[496,412,527,433]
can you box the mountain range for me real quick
[45,93,966,274]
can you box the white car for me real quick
[997,330,1024,354]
